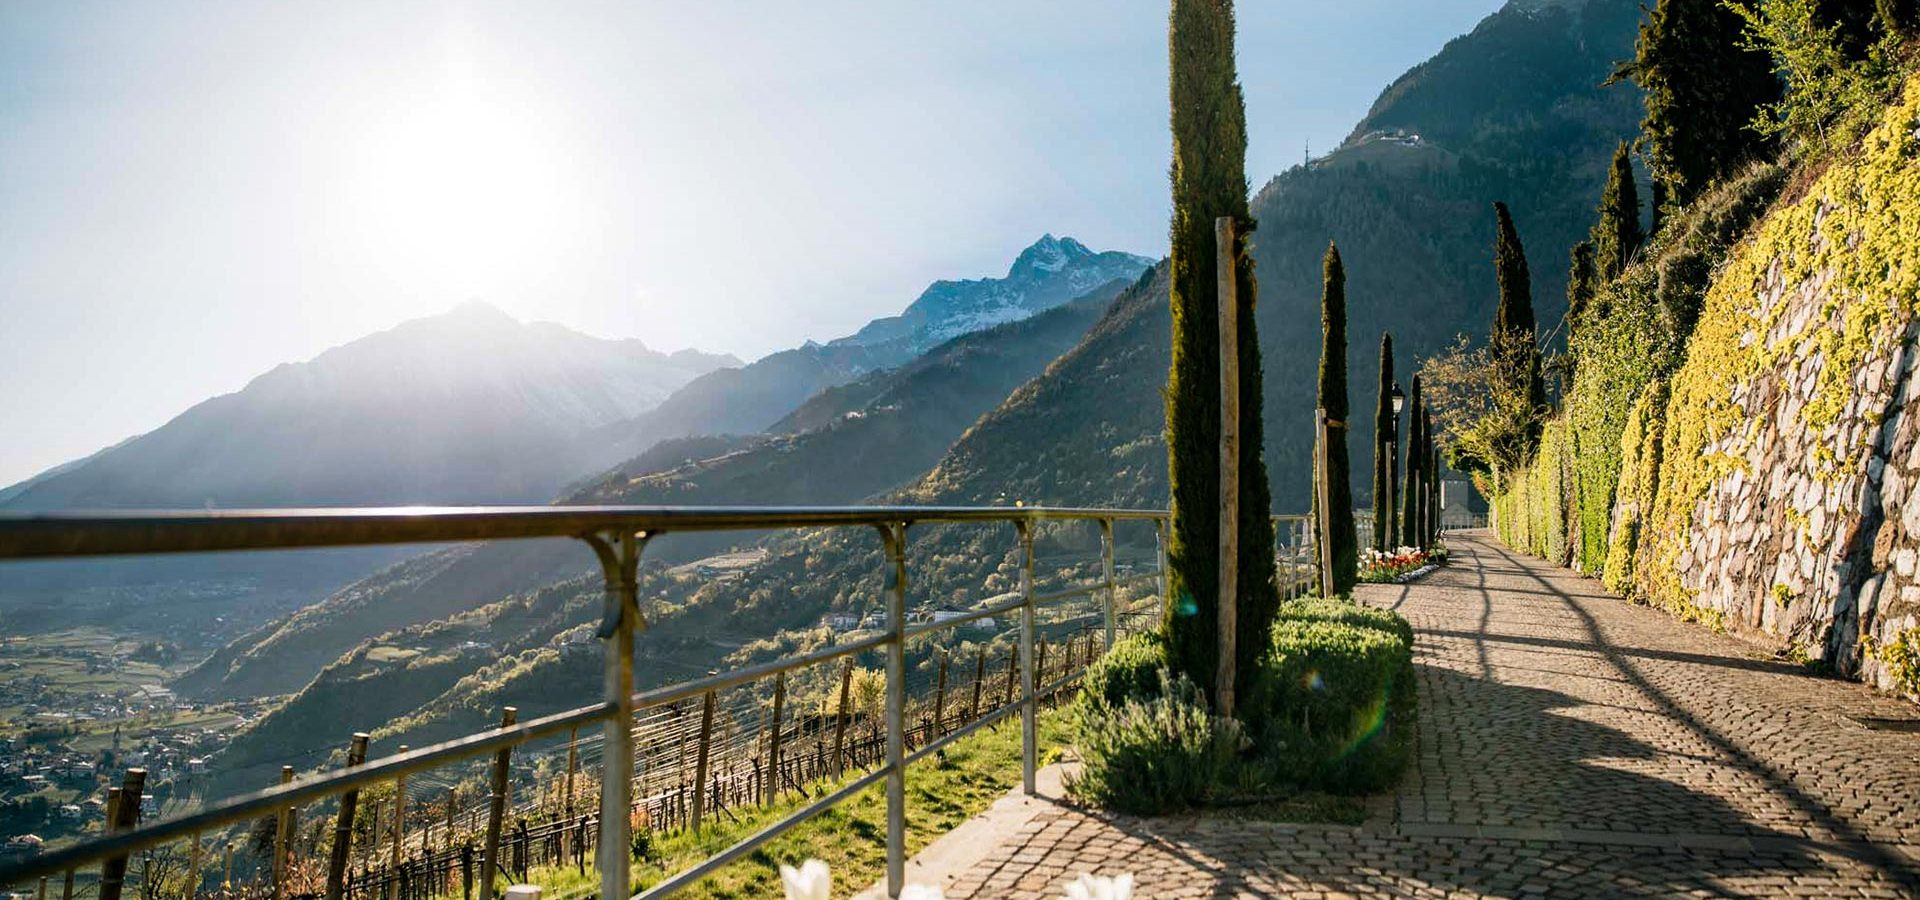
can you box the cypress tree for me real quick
[1400,375,1425,550]
[1565,241,1598,340]
[1619,0,1780,207]
[1163,0,1281,701]
[1371,333,1396,553]
[1492,202,1546,457]
[1592,142,1644,282]
[1314,243,1358,596]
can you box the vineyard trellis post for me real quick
[932,651,949,736]
[691,692,715,829]
[388,744,407,900]
[273,766,294,900]
[831,661,852,775]
[324,732,369,900]
[478,707,516,900]
[765,672,787,807]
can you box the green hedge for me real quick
[1069,669,1244,814]
[1243,611,1415,793]
[1078,631,1168,710]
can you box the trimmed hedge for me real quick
[1078,632,1168,710]
[1075,600,1416,805]
[1069,669,1244,814]
[1244,611,1415,793]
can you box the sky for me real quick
[0,0,1506,487]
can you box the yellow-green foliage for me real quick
[1866,628,1920,698]
[1603,379,1669,593]
[1640,73,1920,612]
[1496,413,1573,563]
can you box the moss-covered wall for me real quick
[1496,74,1920,701]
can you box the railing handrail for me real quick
[0,504,1170,559]
[0,504,1319,898]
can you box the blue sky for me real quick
[0,0,1505,486]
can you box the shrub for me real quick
[1077,632,1168,710]
[1275,598,1415,649]
[1245,613,1415,794]
[1069,669,1243,814]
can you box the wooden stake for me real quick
[274,766,295,900]
[1215,215,1239,718]
[691,692,715,829]
[479,707,517,900]
[325,733,371,900]
[388,745,408,900]
[932,651,949,735]
[99,769,147,900]
[765,673,787,807]
[831,660,853,773]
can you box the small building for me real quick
[931,609,995,631]
[822,613,859,632]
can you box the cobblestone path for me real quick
[940,533,1920,898]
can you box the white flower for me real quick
[900,885,948,900]
[1062,872,1134,900]
[779,859,831,900]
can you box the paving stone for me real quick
[928,535,1920,899]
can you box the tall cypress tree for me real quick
[1371,333,1396,553]
[1400,375,1425,550]
[1492,202,1546,457]
[1315,243,1358,596]
[1565,241,1598,340]
[1619,0,1780,207]
[1163,0,1280,701]
[1592,142,1644,282]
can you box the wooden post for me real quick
[62,868,74,900]
[690,692,715,829]
[326,733,370,900]
[274,766,295,900]
[1215,215,1240,718]
[221,844,232,895]
[444,790,456,854]
[459,844,472,900]
[98,769,147,900]
[1003,645,1018,709]
[186,833,204,900]
[36,876,46,900]
[765,672,786,806]
[388,744,408,900]
[479,707,517,900]
[563,730,578,822]
[970,650,986,720]
[831,660,853,773]
[932,651,949,735]
[1035,639,1049,703]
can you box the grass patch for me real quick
[517,710,1074,899]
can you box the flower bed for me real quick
[1358,545,1447,583]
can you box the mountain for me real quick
[2,301,738,510]
[177,275,1130,701]
[832,235,1154,353]
[588,236,1154,462]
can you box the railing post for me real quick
[1154,517,1171,615]
[585,529,647,900]
[325,732,370,900]
[1017,521,1037,796]
[1098,519,1117,651]
[98,769,145,900]
[691,692,715,829]
[878,521,909,899]
[479,707,516,900]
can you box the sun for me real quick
[341,30,577,304]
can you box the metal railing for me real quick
[0,505,1319,899]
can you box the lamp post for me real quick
[1388,382,1405,550]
